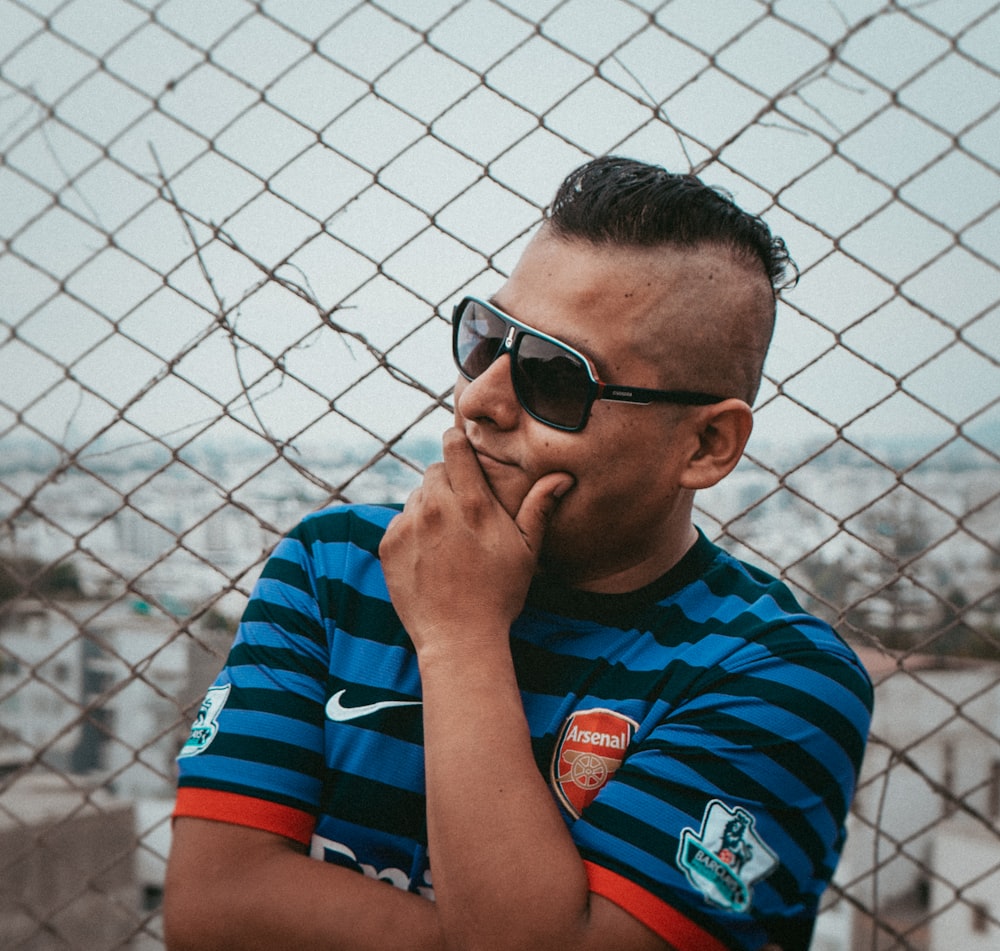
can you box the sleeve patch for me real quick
[677,799,779,913]
[178,684,231,758]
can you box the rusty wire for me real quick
[1,1,998,948]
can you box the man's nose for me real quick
[455,353,521,429]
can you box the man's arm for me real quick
[163,817,442,951]
[417,621,672,951]
[165,814,668,951]
[379,428,671,951]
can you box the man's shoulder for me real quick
[292,502,403,544]
[265,504,401,591]
[261,504,403,615]
[695,540,871,684]
[701,546,825,626]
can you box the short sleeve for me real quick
[174,516,335,842]
[570,624,872,951]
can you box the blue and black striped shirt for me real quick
[176,503,872,951]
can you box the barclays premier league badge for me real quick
[677,799,778,913]
[179,684,231,757]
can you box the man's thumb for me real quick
[516,472,574,554]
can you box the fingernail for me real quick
[553,477,574,499]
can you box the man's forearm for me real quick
[164,817,442,951]
[418,637,599,951]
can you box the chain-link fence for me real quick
[1,1,997,948]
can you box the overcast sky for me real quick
[1,0,998,467]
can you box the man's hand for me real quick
[379,427,572,656]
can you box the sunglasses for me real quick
[452,296,725,432]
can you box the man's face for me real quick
[453,229,753,591]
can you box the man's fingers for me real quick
[436,427,573,561]
[440,427,491,496]
[515,472,574,556]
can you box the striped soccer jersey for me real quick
[175,504,872,951]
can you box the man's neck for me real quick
[544,522,700,595]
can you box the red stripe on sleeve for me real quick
[584,860,730,951]
[173,788,315,845]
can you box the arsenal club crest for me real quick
[551,708,638,818]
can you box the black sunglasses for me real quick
[452,296,726,432]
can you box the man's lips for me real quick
[467,437,519,474]
[472,446,514,470]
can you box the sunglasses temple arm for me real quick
[597,385,722,406]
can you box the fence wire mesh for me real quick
[1,0,998,948]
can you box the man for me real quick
[165,157,872,951]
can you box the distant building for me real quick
[0,770,138,950]
[928,815,999,951]
[1,596,191,799]
[0,594,227,941]
[0,600,84,772]
[815,648,1000,951]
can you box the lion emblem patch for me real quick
[677,800,779,913]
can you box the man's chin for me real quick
[488,480,527,519]
[475,464,530,519]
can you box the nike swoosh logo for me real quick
[325,689,421,722]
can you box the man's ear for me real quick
[678,399,754,491]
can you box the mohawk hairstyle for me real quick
[546,156,797,295]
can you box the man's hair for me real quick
[546,156,796,295]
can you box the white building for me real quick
[819,649,1000,951]
[0,600,84,770]
[0,770,138,950]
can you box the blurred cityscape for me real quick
[1,432,998,950]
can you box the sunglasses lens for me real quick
[455,301,505,379]
[513,333,590,430]
[453,298,593,430]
